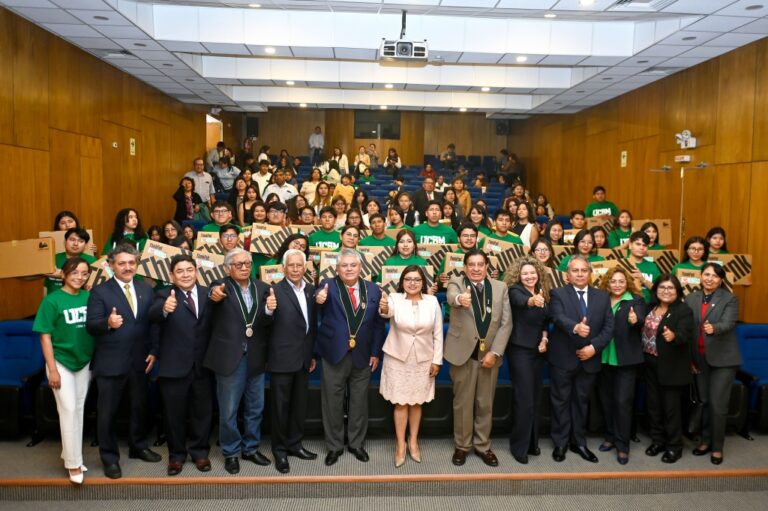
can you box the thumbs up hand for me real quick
[266,287,277,311]
[163,289,178,314]
[532,290,545,308]
[458,285,473,308]
[662,325,675,342]
[379,291,390,315]
[574,317,590,338]
[316,283,329,304]
[210,283,227,303]
[628,306,638,325]
[703,320,714,335]
[108,307,123,329]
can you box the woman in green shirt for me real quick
[607,210,633,249]
[468,204,494,237]
[383,230,435,293]
[32,257,95,484]
[640,221,665,251]
[102,208,147,255]
[705,227,729,255]
[557,229,605,272]
[597,266,646,465]
[672,236,708,276]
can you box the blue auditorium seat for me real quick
[181,219,207,233]
[737,324,768,431]
[0,321,44,437]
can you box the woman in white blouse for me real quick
[300,168,323,204]
[330,146,349,175]
[379,265,443,468]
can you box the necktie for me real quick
[123,283,135,316]
[475,283,484,293]
[186,291,197,317]
[577,290,588,318]
[348,287,358,309]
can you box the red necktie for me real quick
[186,291,197,317]
[348,287,357,309]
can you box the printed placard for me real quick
[563,229,580,245]
[632,219,673,247]
[39,229,96,256]
[385,228,405,242]
[443,252,466,278]
[548,268,568,288]
[482,238,527,272]
[380,265,435,295]
[552,246,576,267]
[192,250,227,287]
[249,224,294,256]
[259,261,315,286]
[587,217,615,232]
[646,249,679,274]
[291,224,319,235]
[136,240,227,287]
[590,259,618,286]
[196,231,222,247]
[357,245,396,278]
[86,256,112,289]
[417,243,458,272]
[708,253,752,286]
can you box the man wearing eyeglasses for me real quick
[203,248,272,474]
[201,202,242,233]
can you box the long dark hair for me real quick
[111,208,145,245]
[274,233,309,262]
[650,274,684,306]
[681,236,708,263]
[397,265,428,294]
[705,226,728,253]
[53,210,80,231]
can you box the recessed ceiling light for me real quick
[745,5,764,10]
[133,43,147,47]
[576,90,585,93]
[516,55,528,63]
[299,103,307,107]
[286,80,295,86]
[602,77,613,81]
[384,83,394,89]
[682,36,697,41]
[637,60,649,64]
[264,47,276,54]
[93,15,109,21]
[162,63,173,67]
[248,3,262,7]
[380,105,388,110]
[544,13,557,18]
[481,86,490,92]
[459,107,467,112]
[185,78,194,82]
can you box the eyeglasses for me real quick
[534,248,550,254]
[657,285,676,291]
[231,261,252,269]
[460,233,478,239]
[221,234,238,240]
[213,209,229,214]
[403,277,422,283]
[689,246,705,252]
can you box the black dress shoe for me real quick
[325,450,343,466]
[167,461,183,476]
[452,448,467,466]
[242,451,271,466]
[224,456,240,474]
[569,445,598,463]
[527,446,541,456]
[289,447,318,460]
[710,454,723,465]
[552,446,567,462]
[512,453,529,465]
[103,463,122,479]
[645,443,665,457]
[347,446,369,462]
[661,450,682,464]
[598,441,615,452]
[275,455,290,474]
[692,445,711,456]
[617,452,629,466]
[129,448,162,462]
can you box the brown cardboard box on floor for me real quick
[0,237,56,278]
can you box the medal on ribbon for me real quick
[336,276,367,349]
[466,277,493,353]
[230,278,258,338]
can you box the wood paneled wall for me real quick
[510,38,768,322]
[423,113,507,158]
[0,8,206,320]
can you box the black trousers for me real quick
[270,370,310,456]
[96,371,150,465]
[598,364,638,453]
[508,345,545,457]
[158,371,213,463]
[549,364,596,448]
[644,354,684,452]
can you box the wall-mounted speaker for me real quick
[495,120,510,136]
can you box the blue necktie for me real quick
[577,290,588,318]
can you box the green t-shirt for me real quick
[251,253,272,280]
[413,223,459,245]
[478,225,493,237]
[309,229,341,250]
[632,257,661,303]
[32,289,94,372]
[607,228,632,248]
[648,243,665,251]
[487,231,524,245]
[201,222,242,233]
[584,201,619,218]
[671,260,705,276]
[102,233,147,255]
[45,252,97,294]
[602,291,633,366]
[557,253,605,272]
[384,253,428,267]
[359,234,396,247]
[359,176,375,184]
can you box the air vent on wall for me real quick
[609,0,676,11]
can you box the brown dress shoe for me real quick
[167,461,184,476]
[475,449,499,467]
[452,448,467,466]
[194,458,212,472]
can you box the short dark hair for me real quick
[107,243,138,262]
[64,227,90,243]
[426,199,442,210]
[705,226,728,252]
[170,254,195,272]
[368,213,385,223]
[397,265,428,294]
[457,222,479,236]
[61,256,89,277]
[593,185,606,194]
[494,209,512,221]
[463,248,488,266]
[682,236,709,263]
[212,201,233,213]
[629,231,650,245]
[570,209,586,218]
[700,262,727,283]
[219,223,239,236]
[650,274,684,305]
[319,206,337,218]
[572,229,594,250]
[53,210,80,231]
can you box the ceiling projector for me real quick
[379,39,428,61]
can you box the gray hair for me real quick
[107,243,138,262]
[282,248,307,266]
[223,247,250,268]
[337,247,362,265]
[567,254,592,272]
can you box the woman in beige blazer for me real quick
[379,265,443,468]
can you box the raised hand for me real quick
[163,289,178,314]
[266,287,277,311]
[662,325,675,342]
[703,320,714,335]
[316,283,329,304]
[108,307,123,329]
[628,306,637,325]
[379,291,389,314]
[532,290,545,308]
[210,283,227,302]
[458,285,472,308]
[574,317,590,338]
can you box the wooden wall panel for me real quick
[745,162,768,322]
[78,54,103,139]
[617,82,660,143]
[49,129,82,218]
[251,109,325,159]
[48,38,80,134]
[423,113,507,159]
[715,45,756,164]
[685,59,719,149]
[753,39,768,162]
[12,19,49,151]
[0,9,14,145]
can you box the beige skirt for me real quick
[379,345,436,406]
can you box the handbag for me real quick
[686,377,705,436]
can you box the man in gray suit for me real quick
[445,249,513,467]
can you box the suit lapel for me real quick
[703,288,723,322]
[110,278,134,317]
[282,280,307,327]
[690,291,703,324]
[567,286,583,320]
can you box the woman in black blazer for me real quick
[684,263,742,465]
[597,267,647,465]
[642,274,695,464]
[503,256,551,465]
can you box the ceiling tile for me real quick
[636,44,694,57]
[291,46,335,58]
[203,43,251,55]
[15,7,80,23]
[42,22,101,37]
[715,0,768,17]
[683,15,754,32]
[68,36,122,49]
[539,55,586,65]
[52,0,112,8]
[333,48,377,60]
[734,18,768,33]
[94,25,148,39]
[497,54,545,65]
[159,41,208,53]
[1,0,56,7]
[113,38,165,51]
[660,30,721,45]
[662,56,710,67]
[68,9,132,25]
[679,45,736,58]
[662,0,736,15]
[704,32,767,46]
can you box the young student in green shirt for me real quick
[201,202,243,233]
[705,226,729,255]
[585,185,619,219]
[102,208,148,255]
[557,229,605,272]
[383,229,428,268]
[607,209,634,249]
[308,206,341,250]
[672,236,708,276]
[413,200,459,245]
[487,209,524,245]
[569,209,587,230]
[640,221,665,251]
[358,165,375,185]
[46,228,97,294]
[359,214,396,247]
[438,222,481,284]
[32,256,94,484]
[626,231,660,303]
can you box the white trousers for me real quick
[47,362,91,469]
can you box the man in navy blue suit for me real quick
[315,248,386,466]
[86,244,161,479]
[548,255,613,464]
[149,254,213,476]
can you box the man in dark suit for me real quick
[203,247,272,474]
[86,244,161,479]
[264,249,318,474]
[149,254,213,476]
[315,248,386,466]
[412,177,443,219]
[548,255,614,463]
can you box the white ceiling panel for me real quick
[715,0,768,17]
[636,44,694,56]
[0,0,57,7]
[679,45,736,58]
[15,7,80,23]
[203,43,250,55]
[734,18,768,33]
[662,0,737,15]
[704,32,767,46]
[42,23,102,37]
[68,36,122,49]
[291,46,335,59]
[94,25,149,38]
[159,41,208,52]
[683,15,754,32]
[68,9,133,25]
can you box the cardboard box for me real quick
[482,238,527,272]
[136,240,227,287]
[632,219,673,247]
[416,243,458,272]
[0,237,56,278]
[708,253,752,286]
[380,265,435,295]
[86,256,112,289]
[249,224,294,256]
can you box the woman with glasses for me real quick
[642,274,694,464]
[672,236,708,276]
[557,229,604,272]
[378,265,443,468]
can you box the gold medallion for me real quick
[349,337,356,349]
[246,327,254,338]
[479,340,486,352]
